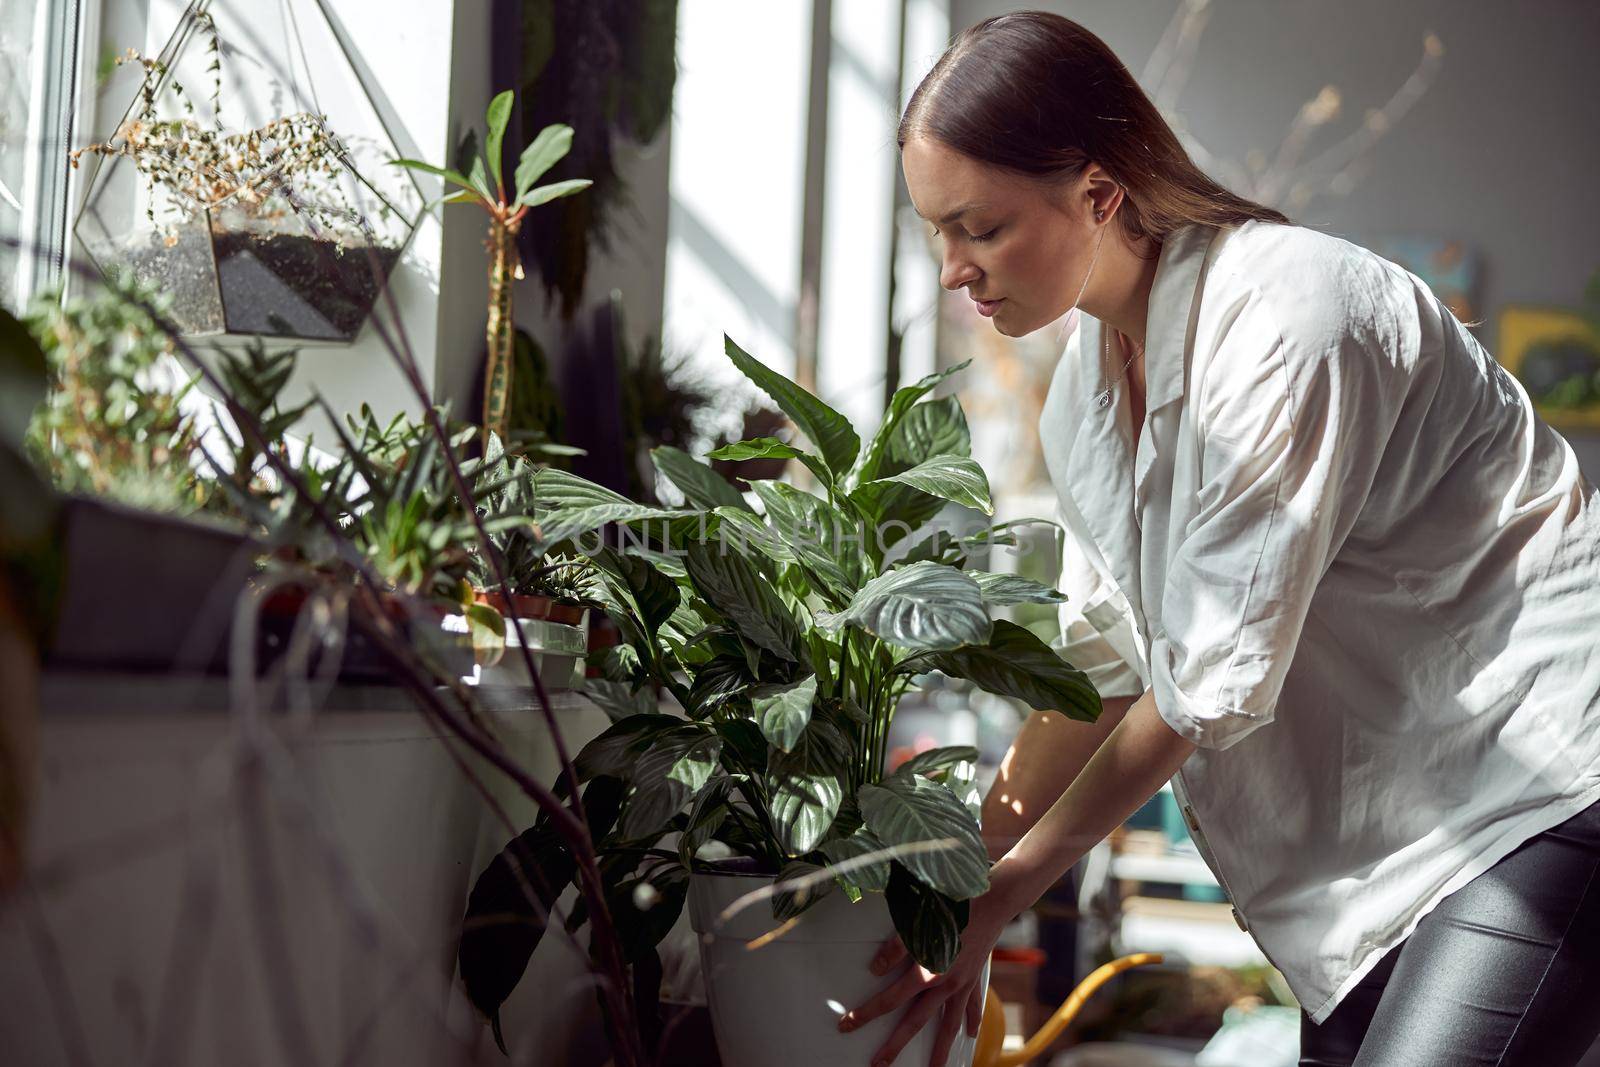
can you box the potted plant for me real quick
[458,336,1103,1065]
[70,4,418,342]
[392,90,592,442]
[16,276,266,673]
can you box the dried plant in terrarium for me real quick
[70,1,418,342]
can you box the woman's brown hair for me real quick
[898,10,1289,247]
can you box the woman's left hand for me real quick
[836,890,1011,1067]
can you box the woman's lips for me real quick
[975,297,1004,317]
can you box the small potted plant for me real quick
[458,438,593,690]
[456,337,1103,1066]
[15,277,265,673]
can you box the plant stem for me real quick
[483,216,518,442]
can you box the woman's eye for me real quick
[929,226,997,243]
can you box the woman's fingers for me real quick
[927,994,966,1067]
[870,933,908,976]
[873,987,949,1067]
[965,986,983,1037]
[840,965,934,1031]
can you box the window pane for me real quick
[0,0,77,312]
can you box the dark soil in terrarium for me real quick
[212,229,402,341]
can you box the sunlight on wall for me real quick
[663,0,810,437]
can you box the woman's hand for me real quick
[836,889,1012,1067]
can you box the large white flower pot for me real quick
[688,868,988,1067]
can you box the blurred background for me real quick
[4,1,1599,1064]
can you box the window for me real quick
[0,0,79,311]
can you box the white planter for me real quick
[444,613,588,690]
[688,869,988,1067]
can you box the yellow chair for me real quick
[973,952,1164,1067]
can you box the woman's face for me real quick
[901,136,1095,338]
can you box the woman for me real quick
[837,11,1600,1067]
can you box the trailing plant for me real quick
[392,90,593,441]
[70,10,369,243]
[458,335,1103,1039]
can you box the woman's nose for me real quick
[941,254,980,292]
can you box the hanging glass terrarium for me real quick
[70,0,420,342]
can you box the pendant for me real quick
[1094,388,1113,410]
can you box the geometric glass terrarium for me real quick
[71,0,421,342]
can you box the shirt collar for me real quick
[1140,221,1219,420]
[1036,221,1222,640]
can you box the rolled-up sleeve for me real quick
[1052,520,1145,699]
[1151,298,1393,750]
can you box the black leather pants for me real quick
[1299,796,1600,1066]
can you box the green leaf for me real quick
[885,395,972,473]
[515,123,575,200]
[714,716,769,776]
[815,561,990,651]
[710,507,794,565]
[388,158,481,200]
[772,859,833,920]
[723,335,859,478]
[517,178,593,209]
[859,772,989,899]
[885,862,968,974]
[575,713,683,781]
[927,619,1102,721]
[684,539,799,663]
[750,674,818,753]
[608,864,689,963]
[896,746,980,778]
[530,467,632,509]
[485,90,514,192]
[685,655,750,716]
[968,571,1068,606]
[580,679,657,723]
[870,455,993,517]
[768,718,848,855]
[589,547,680,638]
[680,777,735,867]
[534,502,691,549]
[818,825,890,892]
[466,149,494,204]
[853,360,971,485]
[748,480,859,602]
[623,727,723,839]
[457,777,622,1046]
[651,445,752,512]
[706,437,802,463]
[707,436,834,488]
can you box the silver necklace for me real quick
[1094,330,1143,410]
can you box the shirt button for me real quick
[1183,806,1202,834]
[1232,907,1249,932]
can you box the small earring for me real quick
[1095,209,1104,221]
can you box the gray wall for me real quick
[950,0,1600,471]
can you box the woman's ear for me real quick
[1082,163,1123,224]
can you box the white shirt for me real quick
[1038,220,1600,1023]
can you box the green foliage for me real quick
[462,333,1108,1001]
[391,91,592,215]
[22,277,205,513]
